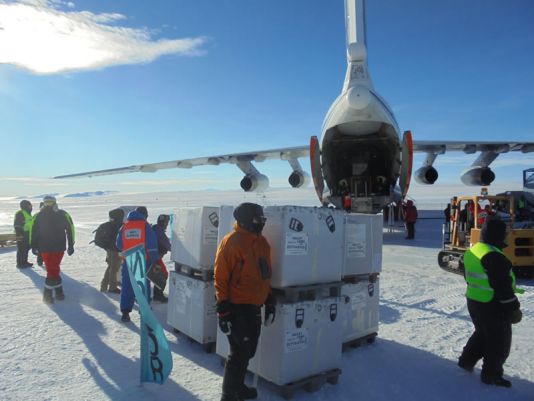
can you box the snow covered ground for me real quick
[1,190,533,401]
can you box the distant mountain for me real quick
[17,193,60,200]
[64,191,118,198]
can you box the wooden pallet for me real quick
[342,272,379,284]
[174,263,213,281]
[275,368,341,399]
[0,233,17,248]
[342,333,377,352]
[272,281,343,303]
[172,328,216,353]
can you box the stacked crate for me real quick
[167,207,219,352]
[341,213,382,349]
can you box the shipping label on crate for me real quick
[346,222,366,258]
[202,216,219,245]
[285,232,308,256]
[284,328,309,353]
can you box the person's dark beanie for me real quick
[109,208,125,222]
[136,206,148,219]
[233,203,263,225]
[20,200,32,211]
[481,219,507,247]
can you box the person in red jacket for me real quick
[403,200,418,239]
[214,203,274,401]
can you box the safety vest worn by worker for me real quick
[16,210,33,233]
[121,220,147,255]
[464,242,523,302]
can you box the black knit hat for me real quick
[109,208,125,222]
[233,203,263,225]
[157,214,170,226]
[20,200,32,211]
[481,219,507,247]
[136,206,148,219]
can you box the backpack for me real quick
[92,221,114,250]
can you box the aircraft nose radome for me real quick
[347,85,371,110]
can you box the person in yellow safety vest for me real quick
[13,200,34,269]
[458,219,524,388]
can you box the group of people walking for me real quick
[13,197,524,397]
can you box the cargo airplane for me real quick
[56,0,534,214]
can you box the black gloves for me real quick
[511,309,522,324]
[217,300,232,334]
[264,293,276,326]
[67,246,74,256]
[32,248,39,256]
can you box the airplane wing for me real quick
[412,141,534,154]
[54,146,310,179]
[55,140,534,179]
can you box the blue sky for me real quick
[0,0,533,197]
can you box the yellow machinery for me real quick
[438,191,534,277]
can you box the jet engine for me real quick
[460,166,495,186]
[240,173,269,192]
[288,171,310,188]
[414,166,438,185]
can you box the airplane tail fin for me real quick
[343,0,373,91]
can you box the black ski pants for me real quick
[16,233,30,266]
[459,299,512,381]
[222,304,261,400]
[405,222,415,239]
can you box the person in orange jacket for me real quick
[214,203,274,401]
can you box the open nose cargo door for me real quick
[400,130,413,198]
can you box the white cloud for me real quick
[0,0,207,74]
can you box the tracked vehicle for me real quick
[438,190,534,277]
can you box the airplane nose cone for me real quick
[347,85,371,110]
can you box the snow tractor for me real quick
[438,189,534,278]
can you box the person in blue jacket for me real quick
[116,206,159,322]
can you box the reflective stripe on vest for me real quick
[122,220,147,254]
[464,242,520,302]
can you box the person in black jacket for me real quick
[13,200,33,268]
[458,219,523,388]
[31,196,75,304]
[100,208,124,294]
[151,214,171,303]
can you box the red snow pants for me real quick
[41,252,64,279]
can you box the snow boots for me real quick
[481,375,512,388]
[121,312,131,322]
[43,277,63,304]
[55,286,65,301]
[43,288,54,304]
[153,287,168,303]
[17,262,33,269]
[240,385,258,400]
[457,359,474,373]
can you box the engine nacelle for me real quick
[240,173,269,192]
[414,166,438,185]
[460,166,495,186]
[288,171,310,188]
